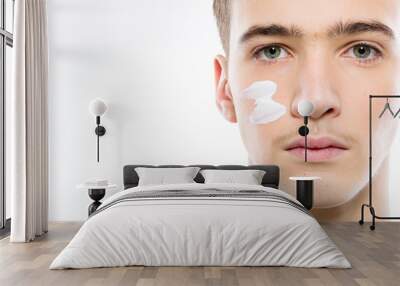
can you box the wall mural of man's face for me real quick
[214,0,400,213]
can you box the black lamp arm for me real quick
[94,116,106,162]
[298,116,310,162]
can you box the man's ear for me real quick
[214,55,237,123]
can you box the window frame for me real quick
[0,0,13,233]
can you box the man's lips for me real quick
[285,137,349,162]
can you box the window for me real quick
[0,0,13,234]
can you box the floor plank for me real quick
[0,222,399,286]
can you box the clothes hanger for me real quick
[379,98,395,118]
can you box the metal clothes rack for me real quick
[359,95,400,230]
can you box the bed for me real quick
[50,165,351,269]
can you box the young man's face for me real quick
[214,0,400,208]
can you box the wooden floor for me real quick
[0,222,399,286]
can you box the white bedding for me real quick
[50,183,351,269]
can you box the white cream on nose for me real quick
[241,80,286,124]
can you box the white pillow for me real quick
[200,169,266,185]
[135,167,200,186]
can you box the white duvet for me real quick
[50,183,351,269]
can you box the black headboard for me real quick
[123,165,280,189]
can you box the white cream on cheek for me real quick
[241,81,287,124]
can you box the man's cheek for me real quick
[238,121,281,161]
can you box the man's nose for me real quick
[290,55,341,121]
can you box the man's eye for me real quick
[255,45,289,61]
[343,43,382,61]
[353,44,371,58]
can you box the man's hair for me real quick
[213,0,231,54]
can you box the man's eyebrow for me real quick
[328,20,395,39]
[239,24,304,44]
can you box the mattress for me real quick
[50,183,351,269]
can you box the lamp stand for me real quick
[305,116,308,162]
[94,116,106,162]
[298,117,309,162]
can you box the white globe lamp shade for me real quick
[298,100,314,117]
[89,99,107,117]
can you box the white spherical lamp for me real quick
[297,99,314,117]
[89,98,107,117]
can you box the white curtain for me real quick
[9,0,48,242]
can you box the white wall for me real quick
[48,0,247,221]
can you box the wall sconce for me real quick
[297,100,314,162]
[89,98,107,162]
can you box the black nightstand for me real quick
[289,177,320,210]
[77,184,116,216]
